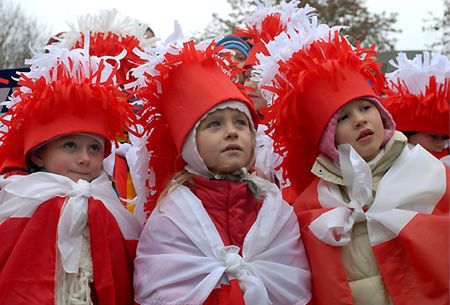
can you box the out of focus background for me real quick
[1,0,448,69]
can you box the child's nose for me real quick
[353,112,367,128]
[77,149,91,164]
[225,124,239,138]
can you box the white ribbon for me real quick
[0,172,142,273]
[134,181,311,305]
[255,124,284,185]
[309,144,446,246]
[102,132,150,225]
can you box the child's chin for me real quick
[212,163,244,174]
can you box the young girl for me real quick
[252,17,449,305]
[129,31,311,305]
[50,8,155,223]
[383,51,449,164]
[0,42,141,304]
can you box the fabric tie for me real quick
[134,182,311,305]
[58,179,92,273]
[0,172,142,273]
[309,144,446,246]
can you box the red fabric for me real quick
[188,176,263,250]
[294,179,354,305]
[204,279,246,305]
[136,40,259,212]
[113,154,130,205]
[0,197,136,305]
[293,171,450,305]
[187,175,263,304]
[382,77,449,136]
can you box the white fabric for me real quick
[103,132,150,226]
[61,228,94,305]
[441,155,450,168]
[255,124,284,185]
[134,182,311,305]
[0,172,142,273]
[309,144,446,246]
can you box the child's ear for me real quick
[28,150,45,167]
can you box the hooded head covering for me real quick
[252,12,390,196]
[128,23,259,212]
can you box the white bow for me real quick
[0,172,142,273]
[134,182,311,305]
[309,144,446,246]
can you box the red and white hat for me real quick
[382,51,449,136]
[252,17,388,196]
[0,40,136,173]
[235,0,315,68]
[128,23,259,211]
[49,9,155,85]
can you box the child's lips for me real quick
[357,129,374,141]
[223,144,242,152]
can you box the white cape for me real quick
[134,180,311,305]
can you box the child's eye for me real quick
[206,120,221,128]
[235,119,248,126]
[90,144,101,153]
[63,141,77,149]
[338,114,348,122]
[361,104,372,111]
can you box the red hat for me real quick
[52,9,154,85]
[129,31,258,212]
[0,44,136,173]
[235,0,315,68]
[382,52,449,136]
[253,22,386,197]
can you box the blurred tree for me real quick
[0,0,49,68]
[196,0,400,52]
[423,0,449,55]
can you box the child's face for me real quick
[408,132,448,153]
[196,108,254,173]
[335,99,385,161]
[29,134,104,182]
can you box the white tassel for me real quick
[60,228,94,305]
[252,5,344,105]
[386,51,450,95]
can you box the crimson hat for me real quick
[0,43,136,173]
[383,52,449,136]
[253,20,386,197]
[129,28,258,212]
[52,9,154,85]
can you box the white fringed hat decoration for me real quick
[49,9,156,85]
[0,39,136,173]
[235,0,316,68]
[252,16,387,197]
[383,51,450,136]
[128,22,259,213]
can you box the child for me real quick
[51,9,154,223]
[252,18,449,305]
[129,29,311,305]
[217,34,251,84]
[383,51,449,163]
[0,43,141,304]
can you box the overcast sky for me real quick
[14,0,446,51]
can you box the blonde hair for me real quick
[157,169,193,209]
